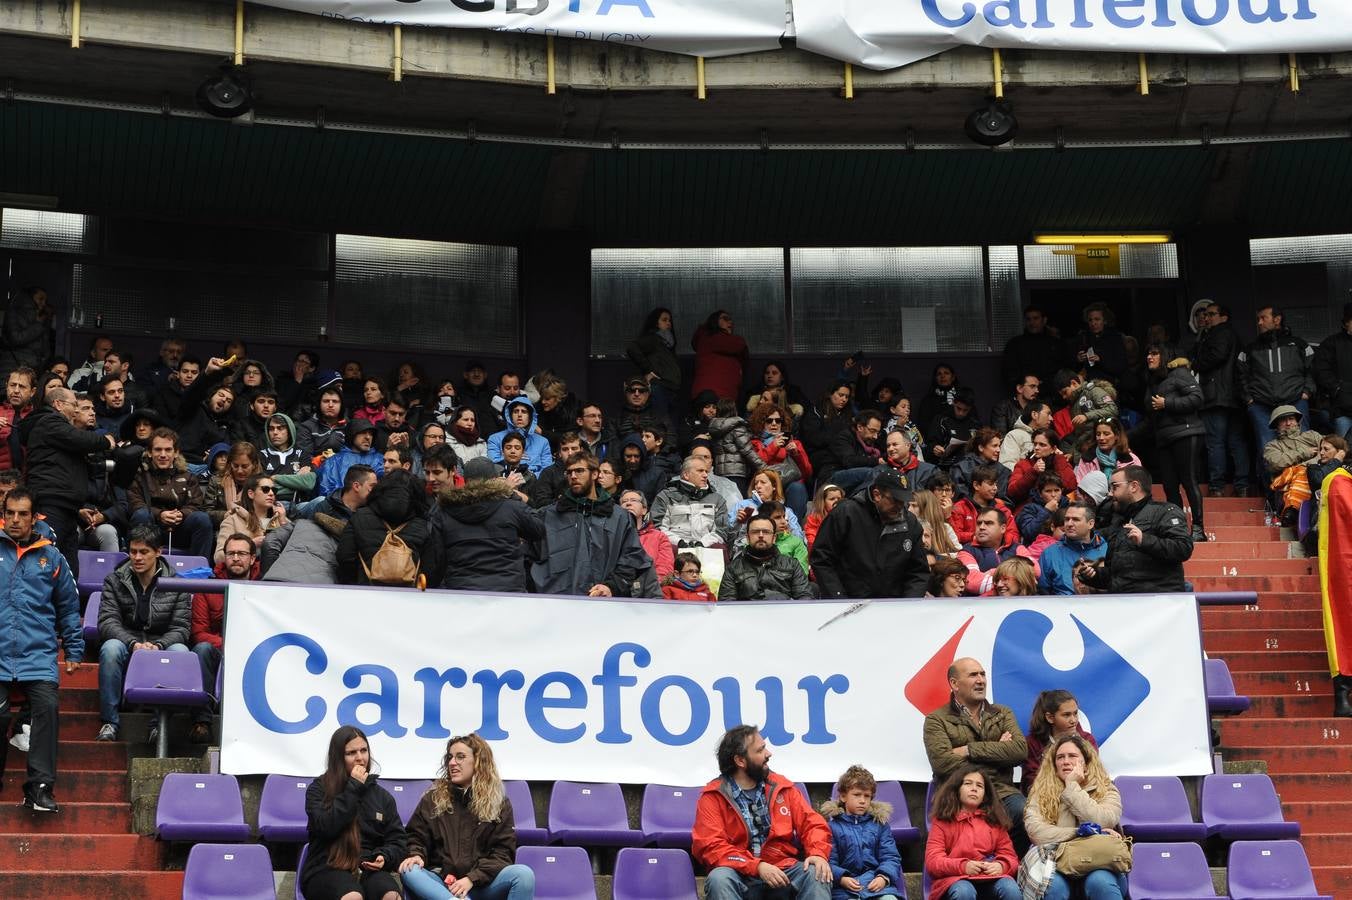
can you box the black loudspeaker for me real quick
[965,100,1018,146]
[196,66,254,119]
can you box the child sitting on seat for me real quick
[819,764,904,899]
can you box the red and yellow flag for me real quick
[1318,468,1352,677]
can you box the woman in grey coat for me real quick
[1145,342,1207,542]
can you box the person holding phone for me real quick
[302,725,407,900]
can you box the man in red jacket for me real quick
[692,725,833,899]
[188,532,259,743]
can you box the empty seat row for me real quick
[1205,657,1252,716]
[1118,774,1300,843]
[77,550,210,601]
[1130,840,1330,900]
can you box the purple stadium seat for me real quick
[547,781,643,847]
[166,554,211,573]
[82,590,101,644]
[505,780,548,846]
[640,784,701,848]
[258,774,314,843]
[795,782,812,806]
[1126,842,1218,899]
[830,779,922,844]
[295,844,309,900]
[1204,658,1251,715]
[515,845,598,900]
[183,842,275,900]
[1200,775,1300,840]
[77,550,125,598]
[612,847,697,900]
[156,773,251,842]
[383,779,432,826]
[1116,776,1208,842]
[1297,499,1315,540]
[123,650,211,758]
[1226,840,1331,899]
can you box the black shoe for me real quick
[1280,508,1299,529]
[23,783,58,813]
[1190,525,1208,543]
[1335,676,1352,718]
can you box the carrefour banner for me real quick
[221,584,1210,783]
[250,0,787,58]
[794,0,1352,70]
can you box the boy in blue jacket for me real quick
[819,765,903,899]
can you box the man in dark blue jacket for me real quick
[0,488,83,812]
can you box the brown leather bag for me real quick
[360,523,419,586]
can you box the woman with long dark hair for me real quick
[399,733,535,899]
[301,725,406,900]
[925,765,1021,900]
[626,307,681,420]
[689,309,748,402]
[1022,690,1098,792]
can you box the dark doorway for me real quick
[1028,284,1186,345]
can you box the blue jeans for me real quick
[402,864,535,900]
[98,641,190,727]
[1000,792,1027,854]
[785,481,808,521]
[130,507,214,558]
[1248,399,1308,464]
[1200,407,1251,490]
[945,877,1022,900]
[192,641,222,724]
[704,862,831,899]
[1044,869,1129,900]
[1334,415,1352,441]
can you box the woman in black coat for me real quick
[302,725,406,900]
[336,469,445,586]
[1145,342,1207,542]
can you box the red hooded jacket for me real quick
[692,771,832,876]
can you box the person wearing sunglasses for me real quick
[213,474,288,564]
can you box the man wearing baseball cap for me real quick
[809,468,929,598]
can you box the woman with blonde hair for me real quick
[400,733,535,899]
[1024,734,1127,900]
[992,557,1037,596]
[729,468,804,538]
[912,490,960,557]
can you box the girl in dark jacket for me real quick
[800,381,855,477]
[626,307,681,421]
[335,469,444,586]
[302,726,406,900]
[399,733,535,900]
[1145,343,1207,542]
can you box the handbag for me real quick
[1055,833,1133,876]
[1017,843,1058,900]
[769,454,802,485]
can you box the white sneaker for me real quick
[8,724,29,753]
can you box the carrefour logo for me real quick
[905,611,1151,743]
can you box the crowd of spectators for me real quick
[3,290,1352,778]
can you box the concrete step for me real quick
[1202,607,1324,629]
[58,665,99,691]
[1202,511,1269,526]
[1309,865,1352,896]
[3,741,127,771]
[1189,575,1321,593]
[1186,557,1315,577]
[1300,832,1352,868]
[0,802,131,834]
[0,870,184,899]
[1219,717,1352,745]
[1203,629,1329,652]
[0,833,165,871]
[1224,746,1352,773]
[1270,772,1352,802]
[1199,525,1283,542]
[1249,694,1340,718]
[1230,670,1332,694]
[1284,801,1352,834]
[1214,649,1330,672]
[1191,540,1299,559]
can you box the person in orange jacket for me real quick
[692,725,834,899]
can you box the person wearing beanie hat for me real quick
[1314,302,1352,441]
[315,417,385,496]
[436,454,544,593]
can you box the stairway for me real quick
[1188,492,1352,899]
[0,663,182,899]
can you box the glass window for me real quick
[790,247,988,353]
[1023,243,1179,280]
[590,248,786,357]
[334,235,519,354]
[1,208,97,254]
[1250,233,1352,266]
[988,246,1022,350]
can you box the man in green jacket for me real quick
[923,657,1029,850]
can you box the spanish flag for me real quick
[1318,467,1352,677]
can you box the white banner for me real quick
[793,0,1352,70]
[221,584,1210,784]
[250,0,787,58]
